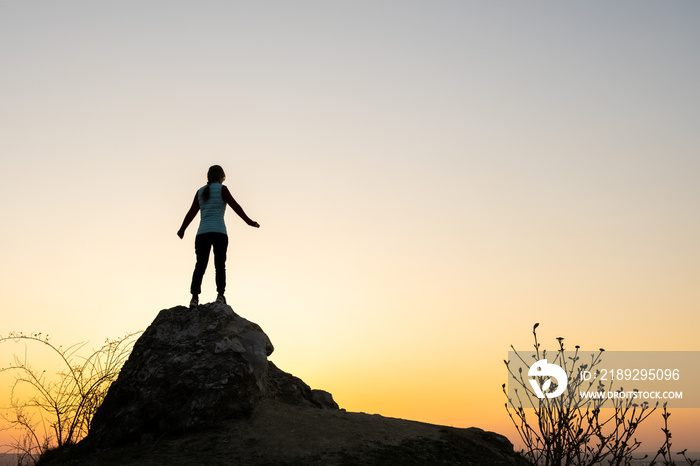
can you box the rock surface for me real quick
[89,303,337,448]
[59,303,521,465]
[49,400,521,465]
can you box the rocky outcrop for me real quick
[88,303,337,448]
[53,400,522,465]
[43,302,523,465]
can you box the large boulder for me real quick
[88,303,336,448]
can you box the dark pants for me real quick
[190,233,229,295]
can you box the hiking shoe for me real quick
[189,295,199,308]
[216,294,226,305]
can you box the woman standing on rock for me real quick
[177,165,260,308]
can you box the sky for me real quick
[1,0,699,454]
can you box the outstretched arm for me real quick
[222,186,260,228]
[177,193,200,238]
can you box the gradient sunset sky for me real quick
[1,0,699,452]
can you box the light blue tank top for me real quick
[196,183,227,235]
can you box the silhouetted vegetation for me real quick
[647,404,698,466]
[0,331,140,465]
[504,323,696,466]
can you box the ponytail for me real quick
[202,165,226,203]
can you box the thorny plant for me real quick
[0,331,141,464]
[503,323,664,466]
[647,403,698,466]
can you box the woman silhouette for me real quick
[177,165,259,308]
